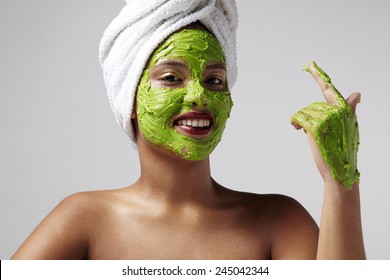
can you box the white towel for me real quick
[99,0,238,141]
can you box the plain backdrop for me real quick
[1,0,389,259]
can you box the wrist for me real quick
[323,180,360,202]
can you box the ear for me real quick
[131,110,136,119]
[131,114,139,143]
[131,95,138,119]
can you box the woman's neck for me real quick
[135,136,218,207]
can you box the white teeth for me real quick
[192,119,199,127]
[177,119,211,128]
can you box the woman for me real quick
[11,0,365,259]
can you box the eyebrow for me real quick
[153,60,226,73]
[154,60,188,69]
[206,63,226,71]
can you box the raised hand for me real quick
[291,62,360,189]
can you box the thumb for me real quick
[346,92,361,112]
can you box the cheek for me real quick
[137,87,187,126]
[211,93,233,120]
[153,88,187,117]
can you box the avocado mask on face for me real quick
[291,62,360,189]
[136,29,233,160]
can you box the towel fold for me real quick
[99,0,238,141]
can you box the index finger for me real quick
[305,61,347,108]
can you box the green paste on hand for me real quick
[136,29,233,160]
[291,62,360,189]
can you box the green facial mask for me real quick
[291,61,360,189]
[136,29,233,160]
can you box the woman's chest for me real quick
[88,213,271,260]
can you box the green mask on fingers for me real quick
[291,62,360,189]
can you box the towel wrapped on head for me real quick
[99,0,238,141]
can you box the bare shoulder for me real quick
[58,189,120,212]
[40,190,118,223]
[253,193,315,219]
[223,189,319,259]
[11,189,121,260]
[222,188,314,219]
[258,193,319,259]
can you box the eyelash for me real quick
[205,76,223,85]
[159,74,183,85]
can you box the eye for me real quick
[204,76,226,90]
[159,74,183,85]
[206,77,222,84]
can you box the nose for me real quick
[183,79,209,107]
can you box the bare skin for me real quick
[11,39,365,260]
[11,146,319,259]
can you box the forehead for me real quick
[148,29,225,69]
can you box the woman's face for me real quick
[136,29,233,160]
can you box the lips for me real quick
[173,112,213,137]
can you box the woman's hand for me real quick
[291,62,365,259]
[291,62,361,189]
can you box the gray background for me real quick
[1,0,389,259]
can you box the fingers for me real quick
[292,122,303,130]
[292,62,361,131]
[291,102,338,133]
[307,63,337,105]
[306,61,347,108]
[291,110,312,134]
[291,103,326,133]
[345,92,361,112]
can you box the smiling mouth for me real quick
[173,112,213,137]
